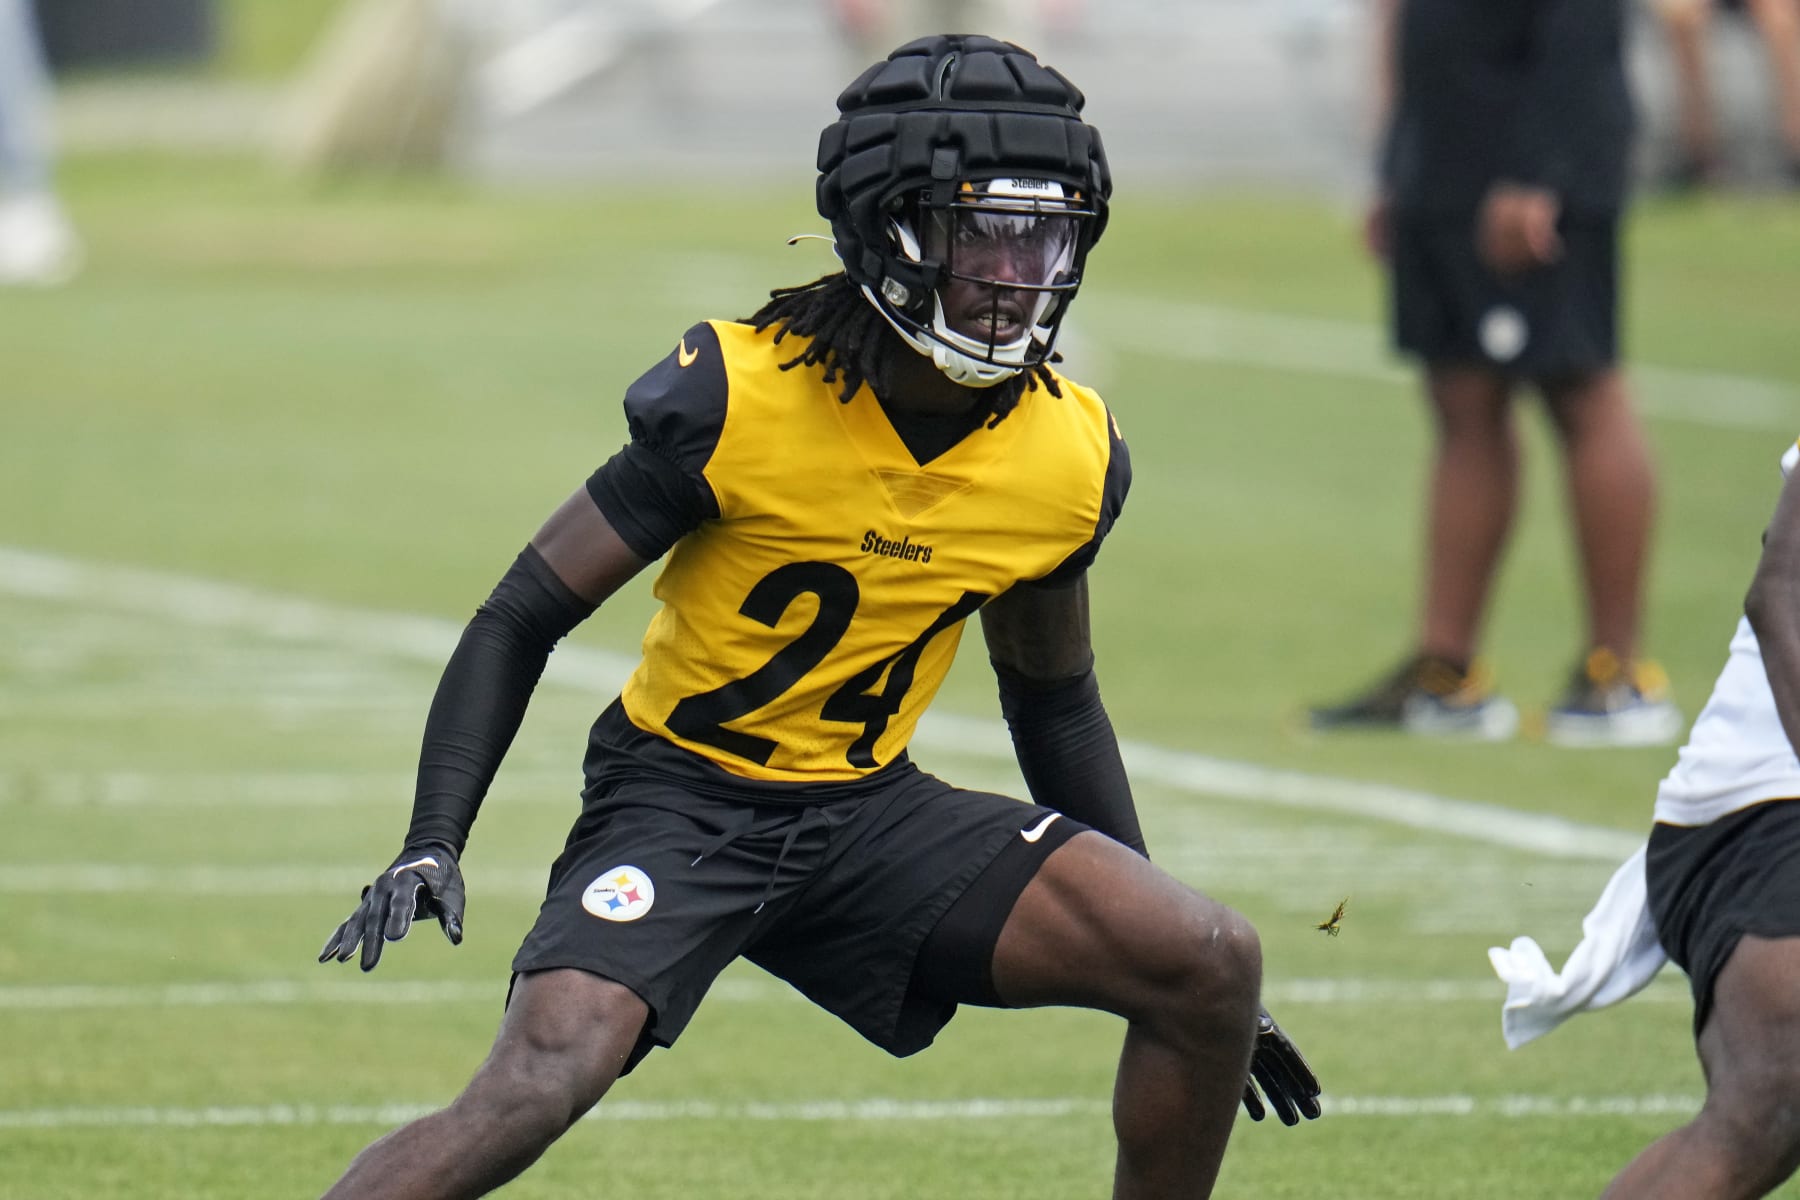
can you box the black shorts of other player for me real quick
[1389,212,1619,379]
[1648,798,1800,1037]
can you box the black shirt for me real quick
[1382,0,1635,216]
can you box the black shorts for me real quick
[1647,799,1800,1036]
[1390,212,1619,379]
[511,762,1084,1071]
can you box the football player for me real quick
[316,35,1319,1200]
[1611,438,1800,1198]
[1492,438,1800,1198]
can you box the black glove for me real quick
[1241,1007,1322,1126]
[318,844,466,972]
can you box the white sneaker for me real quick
[1544,650,1685,749]
[0,193,82,286]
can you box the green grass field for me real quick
[4,151,1800,1198]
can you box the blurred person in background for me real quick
[1310,0,1683,747]
[0,0,79,285]
[1490,437,1800,1199]
[826,0,1072,74]
[1653,0,1800,190]
[313,34,1318,1200]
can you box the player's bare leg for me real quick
[1541,368,1656,663]
[1745,0,1800,167]
[320,969,647,1200]
[991,831,1262,1199]
[1656,0,1725,180]
[1601,935,1800,1199]
[1419,365,1518,665]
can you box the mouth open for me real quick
[950,297,1027,346]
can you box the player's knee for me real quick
[1146,900,1261,1034]
[1744,1090,1800,1183]
[457,1069,583,1154]
[1702,1062,1800,1186]
[455,1038,615,1149]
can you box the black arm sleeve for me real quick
[403,545,596,853]
[993,660,1147,857]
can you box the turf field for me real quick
[4,153,1800,1199]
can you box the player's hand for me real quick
[1478,182,1562,276]
[1241,1007,1323,1126]
[319,844,465,972]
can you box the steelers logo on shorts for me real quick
[581,865,656,922]
[1478,305,1529,363]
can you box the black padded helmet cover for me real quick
[815,34,1112,313]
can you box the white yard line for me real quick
[0,864,551,895]
[0,545,1642,863]
[0,977,774,1010]
[0,1093,1701,1130]
[0,976,1691,1011]
[1079,295,1800,435]
[0,769,579,808]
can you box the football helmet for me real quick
[816,35,1111,386]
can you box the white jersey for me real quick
[1653,440,1800,826]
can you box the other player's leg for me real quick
[1419,363,1518,669]
[1540,367,1656,670]
[1600,935,1800,1199]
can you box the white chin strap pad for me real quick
[930,336,1023,387]
[860,283,1023,388]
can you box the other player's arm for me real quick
[319,492,651,971]
[981,574,1147,856]
[1746,463,1800,753]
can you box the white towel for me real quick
[1486,842,1670,1049]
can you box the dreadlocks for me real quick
[742,272,1062,428]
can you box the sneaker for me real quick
[0,193,82,287]
[1543,649,1684,748]
[1309,653,1520,741]
[1656,153,1727,195]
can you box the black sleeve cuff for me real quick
[586,442,718,562]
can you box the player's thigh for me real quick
[1697,936,1800,1142]
[990,831,1259,1015]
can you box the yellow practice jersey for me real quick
[613,319,1129,783]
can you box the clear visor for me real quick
[929,206,1079,290]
